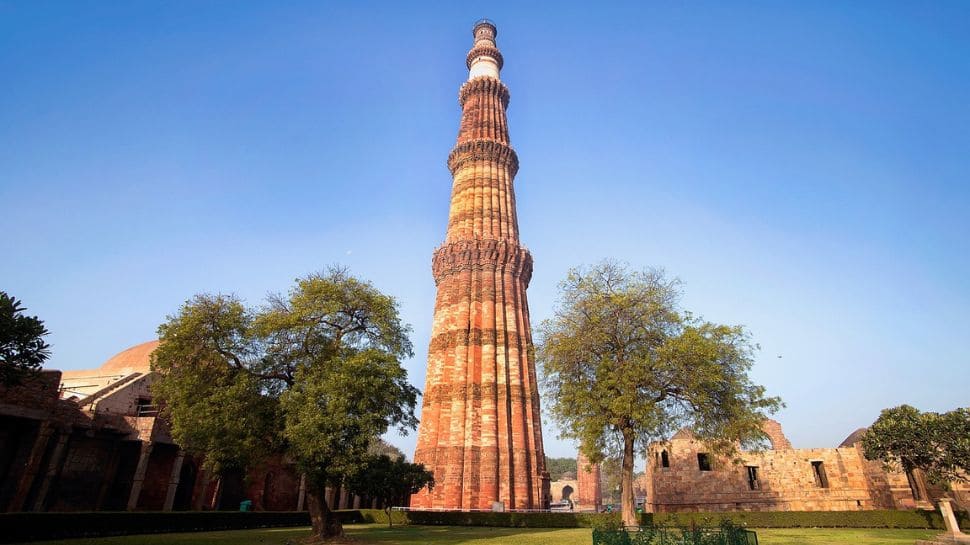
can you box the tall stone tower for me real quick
[411,20,550,511]
[576,452,603,512]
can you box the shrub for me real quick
[354,508,965,530]
[354,509,621,528]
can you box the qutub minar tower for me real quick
[412,20,551,511]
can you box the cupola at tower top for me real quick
[467,18,503,81]
[473,18,497,40]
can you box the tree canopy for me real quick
[0,291,51,386]
[862,404,970,487]
[151,268,424,540]
[545,457,578,481]
[345,453,434,526]
[537,261,782,525]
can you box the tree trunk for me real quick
[621,429,637,528]
[307,486,343,540]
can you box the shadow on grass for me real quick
[343,524,585,544]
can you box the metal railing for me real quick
[136,404,159,417]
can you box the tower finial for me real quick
[473,18,497,37]
[467,18,502,80]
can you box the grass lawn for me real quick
[15,524,940,544]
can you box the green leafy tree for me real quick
[862,405,970,487]
[151,268,419,540]
[0,291,51,386]
[345,454,434,527]
[537,261,782,526]
[545,457,578,481]
[369,438,406,460]
[600,456,623,505]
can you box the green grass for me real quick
[14,523,941,544]
[755,528,937,544]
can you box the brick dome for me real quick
[99,340,159,374]
[839,428,868,448]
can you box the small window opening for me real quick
[136,396,158,417]
[697,453,712,472]
[811,461,829,488]
[746,466,760,490]
[661,450,670,468]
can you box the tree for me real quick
[600,456,623,506]
[345,454,434,527]
[536,261,782,526]
[862,405,970,487]
[545,456,578,481]
[0,291,51,386]
[151,268,421,541]
[369,438,406,460]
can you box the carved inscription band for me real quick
[447,139,519,177]
[431,239,533,285]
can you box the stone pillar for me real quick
[296,474,306,511]
[32,428,71,511]
[126,441,154,511]
[162,449,186,511]
[8,420,53,512]
[939,498,966,537]
[209,477,223,510]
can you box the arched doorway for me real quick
[562,485,574,501]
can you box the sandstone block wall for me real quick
[644,422,927,513]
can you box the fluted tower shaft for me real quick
[411,20,550,511]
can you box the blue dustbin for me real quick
[240,500,252,512]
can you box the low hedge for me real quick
[355,508,620,528]
[355,508,967,531]
[0,511,311,543]
[645,509,968,530]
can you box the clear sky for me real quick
[2,1,968,460]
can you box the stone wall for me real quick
[643,422,925,513]
[550,479,577,503]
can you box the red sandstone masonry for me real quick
[411,21,550,511]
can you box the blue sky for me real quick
[2,1,968,459]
